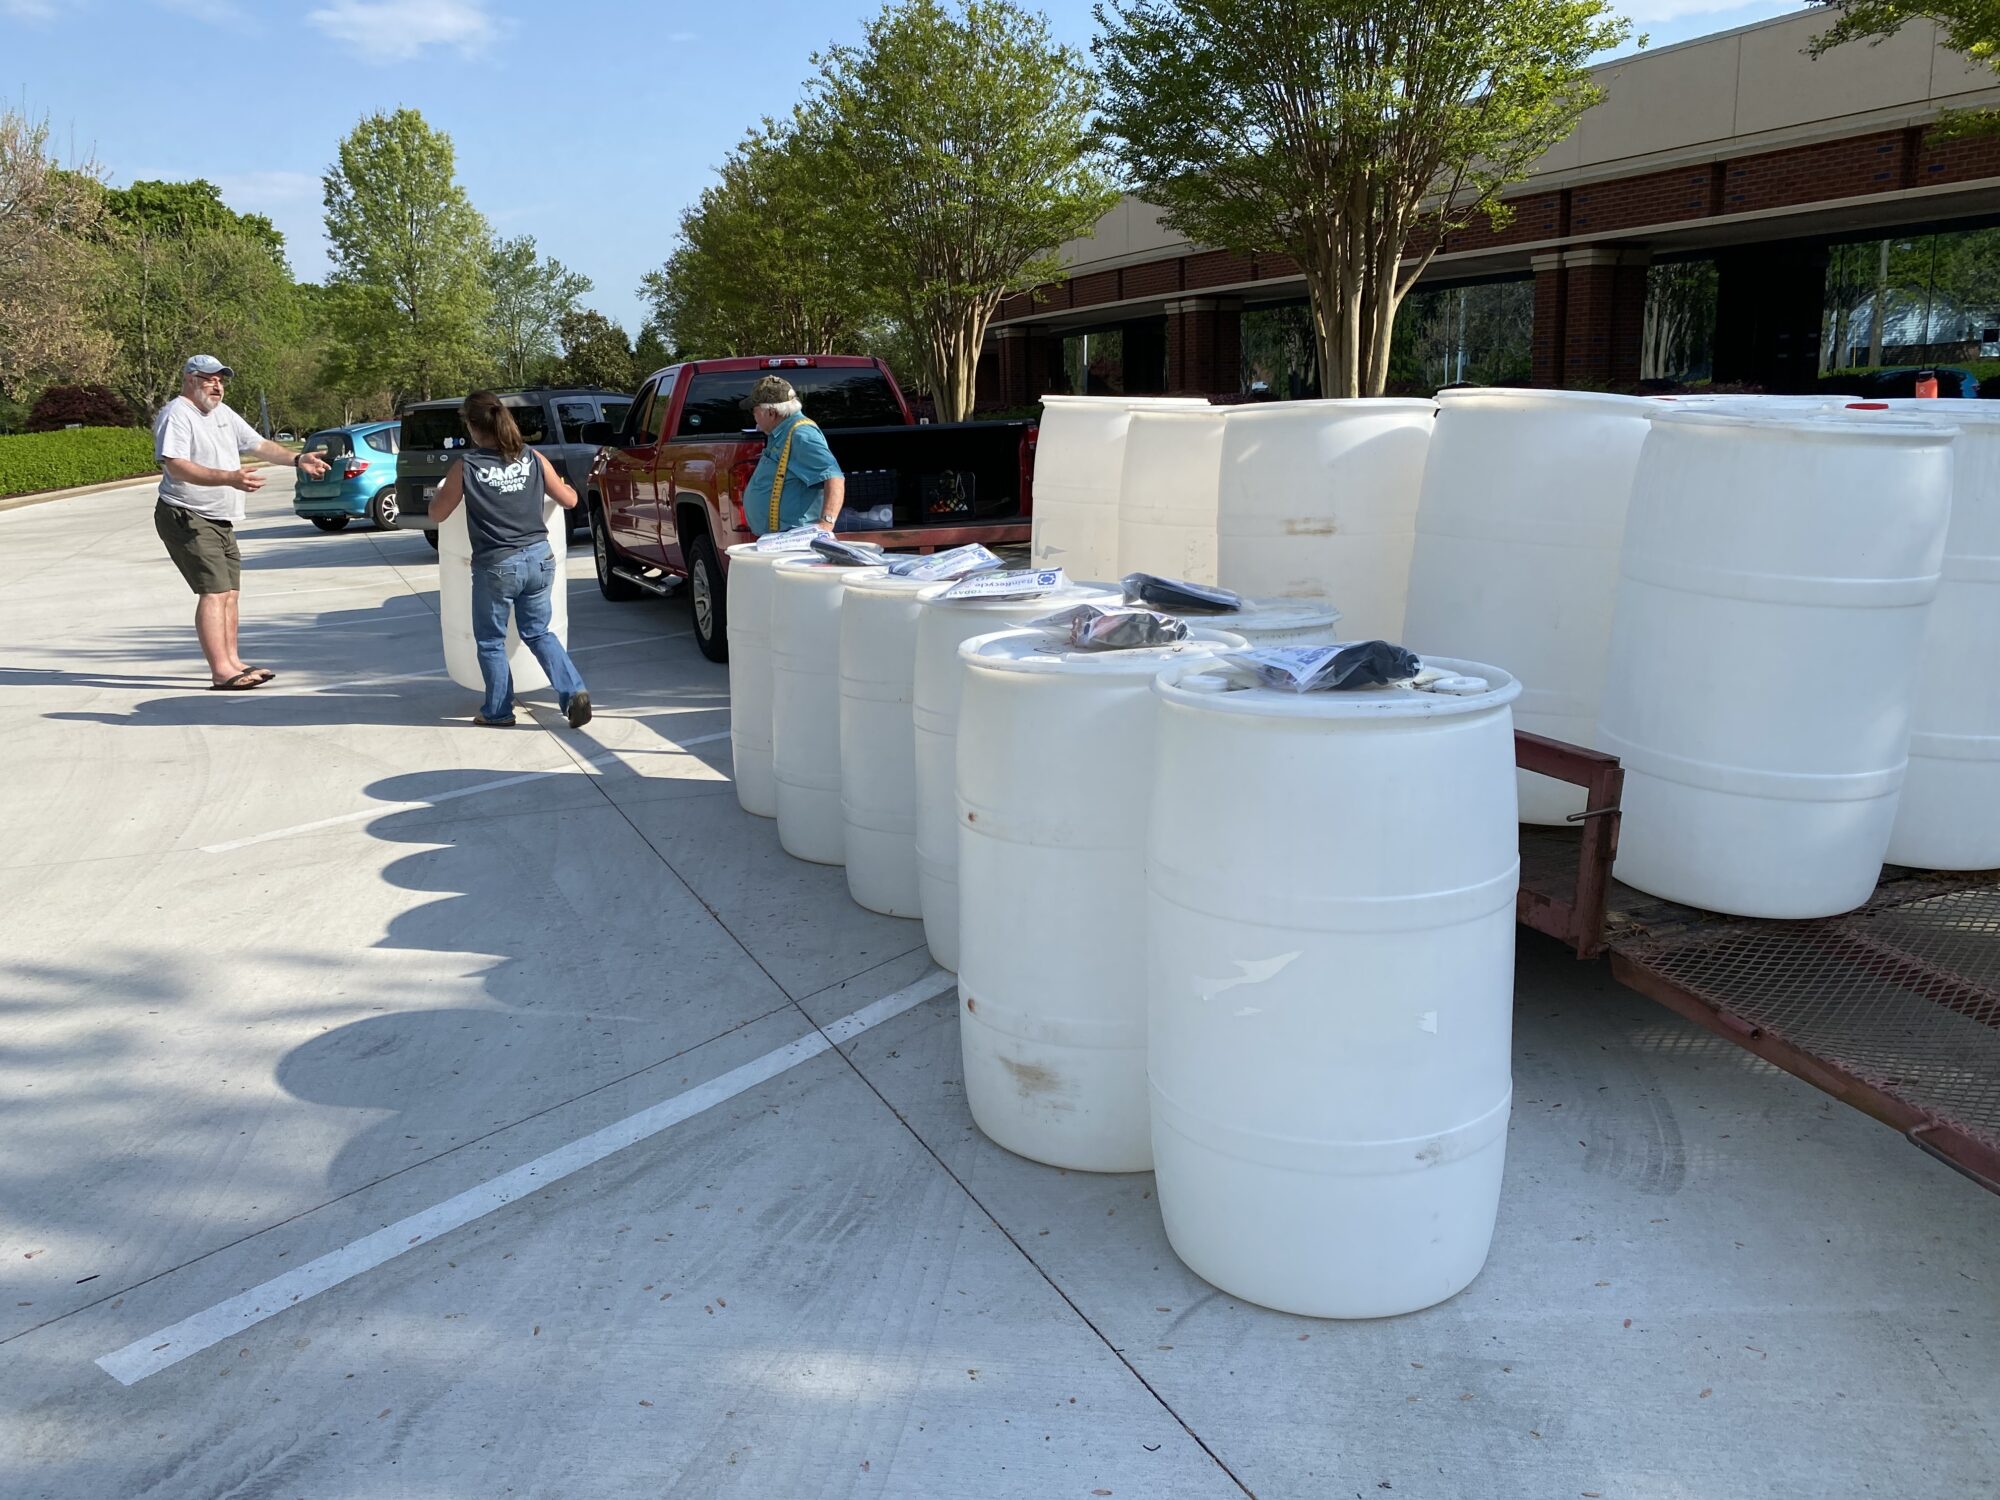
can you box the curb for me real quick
[0,458,276,514]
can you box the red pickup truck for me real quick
[584,355,1036,660]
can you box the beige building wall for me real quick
[1060,10,2000,276]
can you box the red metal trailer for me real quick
[1515,732,2000,1195]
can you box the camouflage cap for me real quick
[739,374,797,409]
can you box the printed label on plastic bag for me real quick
[753,525,822,553]
[885,543,1004,582]
[936,567,1070,601]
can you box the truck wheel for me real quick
[688,533,728,662]
[310,516,349,533]
[368,485,400,531]
[592,502,640,601]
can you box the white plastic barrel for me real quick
[913,581,1120,971]
[839,571,934,916]
[772,558,872,865]
[1116,407,1230,584]
[724,544,792,818]
[1404,389,1653,824]
[1215,398,1436,638]
[1031,396,1206,577]
[438,500,569,692]
[1852,401,2000,870]
[1598,409,1954,917]
[955,625,1247,1173]
[1147,655,1523,1319]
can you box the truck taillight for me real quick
[342,458,369,479]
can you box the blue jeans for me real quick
[470,541,586,721]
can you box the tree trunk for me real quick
[1867,239,1888,366]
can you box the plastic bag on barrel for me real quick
[753,524,823,553]
[884,543,1004,582]
[1120,573,1243,614]
[809,535,887,566]
[1031,602,1189,651]
[1225,640,1421,692]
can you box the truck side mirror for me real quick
[579,421,616,445]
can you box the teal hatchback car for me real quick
[293,420,401,532]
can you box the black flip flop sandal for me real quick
[209,671,265,691]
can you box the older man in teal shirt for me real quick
[742,375,845,535]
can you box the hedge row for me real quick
[0,426,158,500]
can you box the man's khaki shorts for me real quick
[155,500,241,595]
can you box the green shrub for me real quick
[0,426,159,499]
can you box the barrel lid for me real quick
[772,556,887,584]
[1039,394,1208,410]
[961,625,1248,676]
[1438,386,1652,419]
[1206,597,1342,634]
[1225,396,1437,422]
[843,569,945,598]
[1841,398,2000,428]
[728,542,808,566]
[1154,653,1521,719]
[1648,405,1956,443]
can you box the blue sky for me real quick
[5,0,1805,335]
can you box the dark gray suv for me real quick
[396,387,633,550]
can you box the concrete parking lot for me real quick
[1,471,1995,1499]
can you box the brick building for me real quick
[977,12,2000,404]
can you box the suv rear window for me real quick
[303,430,352,458]
[675,367,902,438]
[363,427,398,454]
[399,401,549,450]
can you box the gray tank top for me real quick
[460,446,547,559]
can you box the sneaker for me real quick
[565,690,592,729]
[473,713,516,728]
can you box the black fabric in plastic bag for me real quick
[1121,573,1243,614]
[1226,640,1421,692]
[809,535,886,566]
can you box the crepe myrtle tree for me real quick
[811,0,1118,420]
[1094,0,1627,396]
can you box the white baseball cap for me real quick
[183,354,234,378]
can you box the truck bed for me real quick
[1517,734,2000,1195]
[818,420,1033,551]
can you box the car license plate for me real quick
[421,483,438,503]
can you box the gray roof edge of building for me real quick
[1585,6,1885,73]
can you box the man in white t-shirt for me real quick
[154,355,329,690]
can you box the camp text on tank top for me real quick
[460,446,547,559]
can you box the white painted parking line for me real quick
[199,725,731,852]
[94,970,954,1386]
[197,753,622,852]
[568,630,691,654]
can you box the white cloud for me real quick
[1,0,60,20]
[305,0,506,63]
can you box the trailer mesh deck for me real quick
[1520,811,2000,1192]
